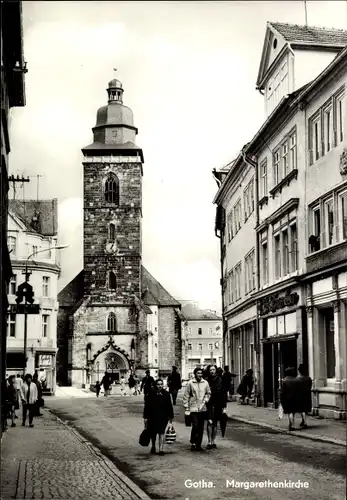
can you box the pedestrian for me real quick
[120,376,127,396]
[206,365,227,449]
[6,375,17,428]
[20,373,38,428]
[101,373,110,397]
[133,374,139,395]
[280,367,298,431]
[167,366,182,406]
[296,364,312,429]
[128,374,136,395]
[237,369,254,404]
[140,370,155,399]
[183,367,211,451]
[221,366,232,402]
[143,378,174,456]
[33,372,43,417]
[95,381,101,397]
[216,367,223,377]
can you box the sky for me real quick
[8,1,347,312]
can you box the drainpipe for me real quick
[241,149,261,406]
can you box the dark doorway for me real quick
[279,339,297,378]
[106,371,119,383]
[263,342,279,406]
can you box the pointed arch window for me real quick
[107,312,117,333]
[108,271,117,291]
[108,223,116,241]
[104,174,119,204]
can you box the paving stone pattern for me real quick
[1,410,150,500]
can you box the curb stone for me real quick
[47,410,152,500]
[228,414,346,447]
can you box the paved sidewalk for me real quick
[1,409,151,500]
[226,401,346,446]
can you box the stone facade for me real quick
[57,77,182,387]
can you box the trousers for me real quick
[190,412,206,447]
[22,404,35,425]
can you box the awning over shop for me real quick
[261,333,299,344]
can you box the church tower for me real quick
[82,77,144,300]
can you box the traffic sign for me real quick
[10,304,40,314]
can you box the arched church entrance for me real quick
[91,346,130,384]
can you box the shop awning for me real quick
[261,333,299,344]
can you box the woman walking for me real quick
[296,364,312,429]
[280,367,298,431]
[237,369,254,404]
[143,379,174,455]
[20,374,38,428]
[33,373,43,417]
[206,365,227,449]
[6,375,17,428]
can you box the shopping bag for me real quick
[278,404,284,420]
[165,424,176,444]
[139,427,151,447]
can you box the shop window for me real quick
[323,308,336,379]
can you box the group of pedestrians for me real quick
[5,372,43,429]
[280,363,312,431]
[183,364,229,452]
[96,373,141,397]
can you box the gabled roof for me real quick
[256,21,347,89]
[141,266,180,307]
[269,22,347,46]
[9,199,58,236]
[181,302,222,321]
[58,270,84,308]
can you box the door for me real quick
[263,343,273,405]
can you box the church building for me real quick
[57,77,183,387]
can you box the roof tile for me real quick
[270,22,347,46]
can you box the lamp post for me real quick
[22,244,68,375]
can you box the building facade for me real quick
[1,0,27,434]
[180,302,222,379]
[214,22,347,417]
[57,77,183,387]
[6,200,60,395]
[213,158,258,392]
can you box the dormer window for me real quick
[104,174,119,204]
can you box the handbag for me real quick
[184,413,191,427]
[278,404,284,420]
[165,424,176,444]
[139,427,151,447]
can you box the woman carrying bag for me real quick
[143,378,174,456]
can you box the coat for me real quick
[206,375,227,421]
[183,378,211,413]
[237,374,254,397]
[20,382,38,405]
[280,376,298,414]
[296,375,312,413]
[167,371,182,391]
[143,389,174,431]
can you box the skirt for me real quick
[148,418,169,436]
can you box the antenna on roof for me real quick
[304,1,308,26]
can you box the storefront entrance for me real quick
[263,338,297,407]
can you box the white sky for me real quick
[8,1,347,312]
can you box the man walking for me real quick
[20,374,38,428]
[183,367,211,451]
[221,366,233,402]
[140,370,155,399]
[167,366,182,405]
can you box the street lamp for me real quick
[22,244,68,375]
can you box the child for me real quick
[95,381,101,398]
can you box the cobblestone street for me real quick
[1,409,150,500]
[43,393,346,500]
